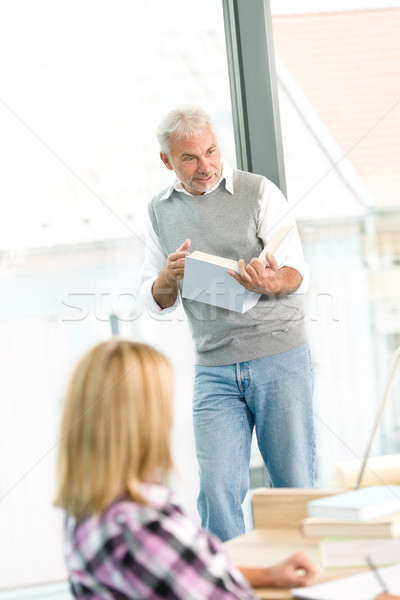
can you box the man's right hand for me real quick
[152,239,191,309]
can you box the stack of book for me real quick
[303,484,400,568]
[252,487,338,530]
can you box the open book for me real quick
[182,225,293,313]
[292,563,400,600]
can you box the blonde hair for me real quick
[54,339,174,520]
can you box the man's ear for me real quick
[160,152,173,171]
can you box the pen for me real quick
[365,555,388,593]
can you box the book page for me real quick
[257,225,293,267]
[292,563,400,600]
[188,225,294,271]
[189,250,240,272]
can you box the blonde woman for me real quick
[55,339,316,599]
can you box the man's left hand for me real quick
[228,252,301,296]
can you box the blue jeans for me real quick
[192,342,315,542]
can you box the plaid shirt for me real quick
[64,484,257,599]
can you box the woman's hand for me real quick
[265,550,317,588]
[239,550,317,589]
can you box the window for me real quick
[0,0,232,590]
[271,2,400,482]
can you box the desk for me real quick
[224,528,367,600]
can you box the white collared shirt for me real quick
[139,163,309,313]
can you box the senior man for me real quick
[140,106,315,542]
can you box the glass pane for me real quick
[0,0,233,589]
[271,3,400,485]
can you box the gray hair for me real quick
[156,106,214,155]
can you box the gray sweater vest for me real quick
[148,169,307,366]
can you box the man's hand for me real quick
[228,252,301,296]
[152,239,191,309]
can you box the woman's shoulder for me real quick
[64,486,182,559]
[65,484,220,563]
[106,488,178,527]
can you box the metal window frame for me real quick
[222,0,287,196]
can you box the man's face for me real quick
[160,126,222,196]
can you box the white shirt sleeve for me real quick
[257,178,309,294]
[139,208,181,314]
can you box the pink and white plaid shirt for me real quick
[64,484,257,599]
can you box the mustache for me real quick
[193,169,219,178]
